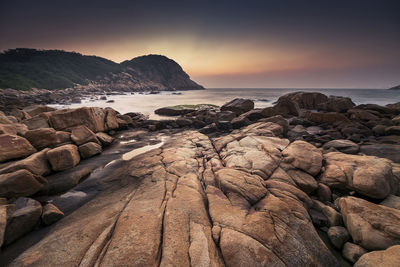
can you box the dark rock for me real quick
[71,125,100,146]
[342,242,367,263]
[359,144,400,163]
[327,226,350,249]
[317,96,355,113]
[277,92,328,110]
[96,132,114,146]
[47,144,80,171]
[41,203,64,225]
[78,142,102,159]
[221,98,254,115]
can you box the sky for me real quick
[1,0,399,88]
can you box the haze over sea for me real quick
[50,88,400,119]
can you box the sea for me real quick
[49,88,400,119]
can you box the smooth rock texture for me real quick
[0,169,47,198]
[322,139,359,154]
[221,98,254,115]
[78,142,102,159]
[354,245,400,267]
[4,197,42,245]
[328,226,350,249]
[24,128,60,150]
[321,152,395,199]
[338,196,400,250]
[342,242,367,263]
[71,125,100,145]
[0,148,51,176]
[0,134,36,163]
[41,203,64,225]
[47,144,80,171]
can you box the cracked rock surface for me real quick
[8,123,339,267]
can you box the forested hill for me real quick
[0,48,203,91]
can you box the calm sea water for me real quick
[50,88,400,119]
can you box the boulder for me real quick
[221,98,254,115]
[338,196,400,250]
[380,195,400,210]
[236,109,268,121]
[96,132,114,146]
[342,242,367,263]
[4,197,42,245]
[47,144,80,171]
[24,128,60,150]
[360,144,400,163]
[0,111,12,124]
[8,109,31,122]
[0,124,18,135]
[0,148,51,176]
[327,226,350,249]
[48,107,110,132]
[216,111,236,121]
[321,152,395,199]
[24,105,56,117]
[41,203,64,225]
[154,107,195,116]
[277,92,329,110]
[56,131,72,145]
[23,114,51,130]
[272,98,300,116]
[317,183,332,202]
[231,116,250,129]
[78,142,102,159]
[354,245,400,267]
[317,96,355,113]
[282,140,323,176]
[258,115,289,134]
[312,200,342,227]
[0,169,47,198]
[71,125,100,146]
[322,139,359,154]
[0,134,36,163]
[348,109,380,121]
[105,108,120,130]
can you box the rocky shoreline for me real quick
[0,91,400,266]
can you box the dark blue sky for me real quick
[1,0,399,88]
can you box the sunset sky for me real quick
[1,0,399,88]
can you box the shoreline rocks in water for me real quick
[0,90,399,266]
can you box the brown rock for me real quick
[277,92,329,110]
[95,132,114,146]
[328,226,350,249]
[4,197,42,245]
[56,131,72,145]
[24,105,55,117]
[41,203,64,225]
[221,98,254,115]
[338,196,400,250]
[24,128,60,150]
[385,126,400,135]
[272,98,300,116]
[306,111,350,124]
[0,134,36,163]
[282,140,323,176]
[23,114,51,130]
[321,152,395,199]
[0,169,46,198]
[342,242,367,263]
[78,142,102,159]
[48,107,109,132]
[0,148,51,176]
[71,125,100,145]
[0,111,12,124]
[47,144,80,171]
[380,195,400,210]
[322,139,359,154]
[354,245,400,267]
[317,96,355,113]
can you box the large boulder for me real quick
[272,98,300,116]
[46,144,80,171]
[48,107,114,132]
[317,96,355,113]
[71,125,100,146]
[221,98,254,115]
[0,169,47,198]
[306,111,350,124]
[0,148,51,176]
[0,111,12,124]
[23,114,51,130]
[360,144,400,163]
[322,139,359,154]
[354,245,400,267]
[282,140,323,176]
[338,196,400,250]
[342,242,367,263]
[0,134,36,163]
[24,128,60,150]
[277,92,329,110]
[321,152,395,199]
[78,142,102,159]
[24,105,56,117]
[4,197,42,245]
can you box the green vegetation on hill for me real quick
[0,48,121,90]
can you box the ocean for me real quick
[49,88,400,119]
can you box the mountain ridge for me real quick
[0,48,203,91]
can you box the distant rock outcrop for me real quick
[0,48,203,91]
[389,85,400,90]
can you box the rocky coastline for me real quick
[0,91,400,266]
